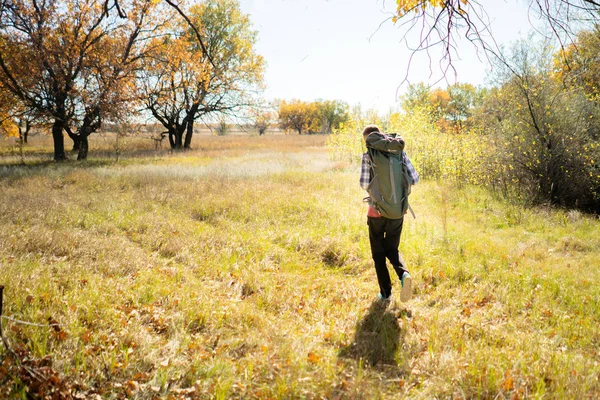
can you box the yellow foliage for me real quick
[0,115,19,138]
[279,99,340,135]
[278,100,312,134]
[395,0,466,17]
[553,27,600,100]
[329,106,493,187]
[327,106,386,161]
[327,117,364,163]
[389,108,493,185]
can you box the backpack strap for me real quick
[366,147,378,177]
[407,204,416,219]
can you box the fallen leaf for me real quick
[502,370,514,391]
[53,330,68,341]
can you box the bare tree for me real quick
[392,0,600,82]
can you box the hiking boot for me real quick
[400,272,412,302]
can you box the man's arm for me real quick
[365,132,405,154]
[403,152,420,185]
[360,152,370,190]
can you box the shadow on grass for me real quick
[0,149,177,177]
[339,300,409,368]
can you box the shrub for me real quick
[482,38,600,211]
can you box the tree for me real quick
[0,83,18,138]
[401,83,431,114]
[317,100,349,134]
[0,0,166,160]
[487,38,600,209]
[470,86,508,133]
[139,0,264,150]
[278,99,348,135]
[304,102,323,134]
[555,25,600,101]
[15,113,38,145]
[444,83,478,133]
[250,106,276,135]
[0,112,18,139]
[279,100,323,135]
[428,87,451,126]
[401,82,479,133]
[278,100,312,134]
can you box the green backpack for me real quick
[365,132,412,219]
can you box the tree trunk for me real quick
[23,120,30,144]
[77,134,89,160]
[168,129,176,148]
[184,119,194,149]
[18,119,31,144]
[174,131,183,148]
[76,111,101,160]
[52,120,66,161]
[65,126,81,152]
[183,105,199,149]
[72,135,81,152]
[169,121,186,149]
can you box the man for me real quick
[360,125,419,302]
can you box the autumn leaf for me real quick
[502,370,514,391]
[81,329,93,344]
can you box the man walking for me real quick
[360,125,419,302]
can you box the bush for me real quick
[328,87,600,213]
[481,38,600,211]
[328,108,495,188]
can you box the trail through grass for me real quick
[0,135,599,398]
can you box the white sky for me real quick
[238,0,541,113]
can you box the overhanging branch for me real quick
[163,0,216,70]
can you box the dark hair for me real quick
[362,125,380,137]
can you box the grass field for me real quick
[1,134,599,399]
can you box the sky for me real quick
[238,0,541,113]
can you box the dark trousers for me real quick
[367,216,407,298]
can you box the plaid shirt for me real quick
[360,151,419,191]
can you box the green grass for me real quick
[0,135,599,399]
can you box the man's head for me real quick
[362,125,380,141]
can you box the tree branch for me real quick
[163,0,216,70]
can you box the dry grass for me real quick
[0,135,599,399]
[0,132,326,166]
